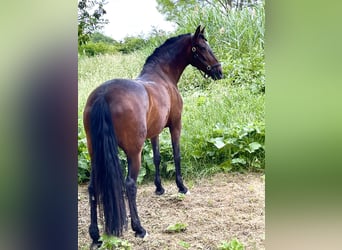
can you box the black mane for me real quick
[142,33,191,68]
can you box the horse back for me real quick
[84,78,182,153]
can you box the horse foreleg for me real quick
[151,136,165,195]
[169,126,188,194]
[126,155,147,238]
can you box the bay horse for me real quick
[83,25,223,246]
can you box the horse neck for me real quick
[138,36,191,85]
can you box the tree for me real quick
[78,0,108,46]
[156,0,198,24]
[156,0,234,24]
[90,32,116,44]
[202,0,233,12]
[156,0,261,21]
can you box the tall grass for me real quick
[78,52,146,108]
[176,3,264,57]
[176,2,265,93]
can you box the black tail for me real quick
[89,95,127,236]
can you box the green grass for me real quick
[78,51,146,109]
[180,82,265,177]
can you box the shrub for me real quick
[78,119,90,183]
[117,36,147,54]
[78,41,118,56]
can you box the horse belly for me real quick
[143,83,171,139]
[114,115,147,154]
[146,113,169,139]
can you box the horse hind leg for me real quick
[151,136,165,195]
[88,173,101,248]
[84,119,101,248]
[125,153,147,238]
[125,177,147,238]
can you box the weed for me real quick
[176,193,186,201]
[178,240,191,249]
[166,222,187,233]
[99,235,131,250]
[218,238,245,250]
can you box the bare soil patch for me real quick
[78,173,265,249]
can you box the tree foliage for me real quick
[156,0,261,22]
[202,0,234,13]
[156,0,198,24]
[156,0,232,23]
[78,0,108,46]
[90,32,116,44]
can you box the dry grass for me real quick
[78,173,264,250]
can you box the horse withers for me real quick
[83,25,223,247]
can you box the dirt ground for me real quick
[78,173,265,250]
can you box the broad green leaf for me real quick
[248,142,262,152]
[166,222,187,233]
[208,137,226,149]
[232,158,246,165]
[219,160,232,172]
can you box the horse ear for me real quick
[194,25,201,39]
[201,26,206,34]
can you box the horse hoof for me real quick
[155,188,165,195]
[90,241,102,250]
[135,229,147,238]
[143,231,149,241]
[185,190,191,195]
[179,187,189,194]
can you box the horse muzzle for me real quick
[209,64,223,80]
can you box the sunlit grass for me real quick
[78,52,146,111]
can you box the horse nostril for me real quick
[212,71,222,80]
